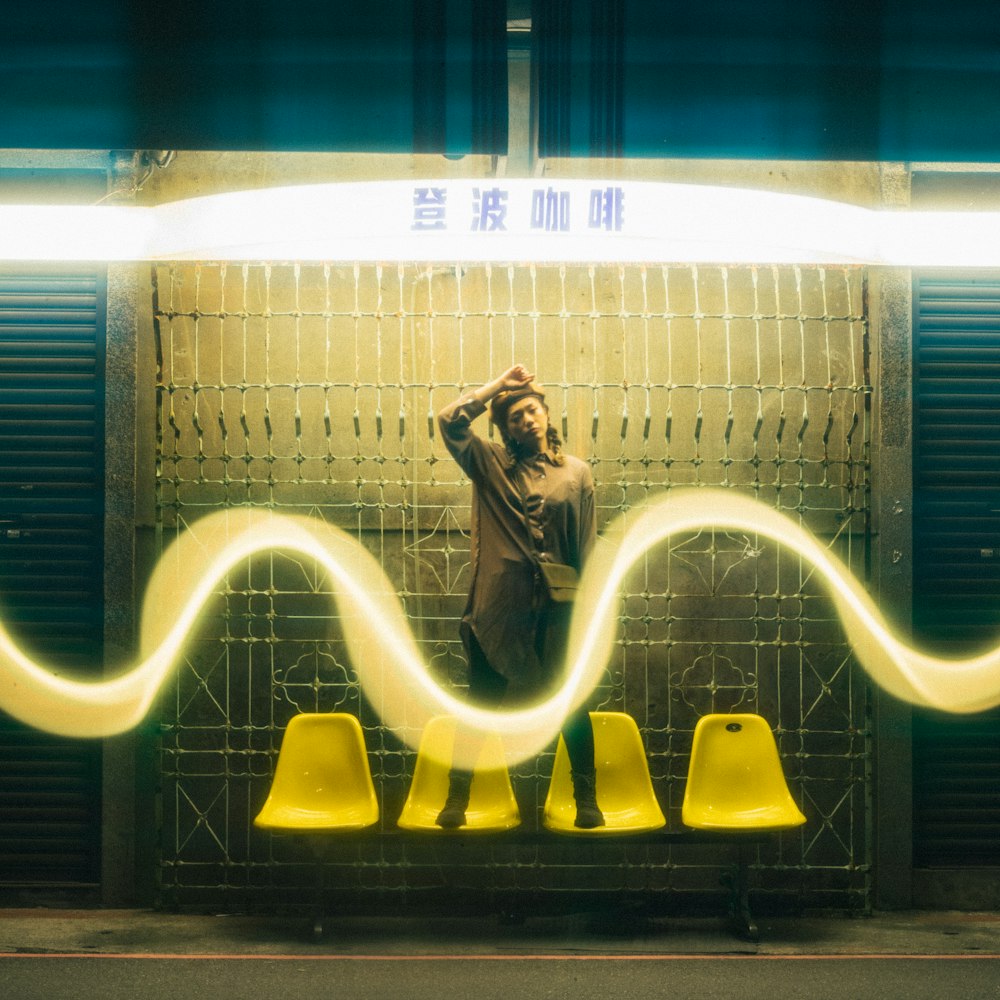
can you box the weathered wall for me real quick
[145,153,880,911]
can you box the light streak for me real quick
[1,490,998,766]
[0,178,999,266]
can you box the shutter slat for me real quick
[913,271,1000,867]
[0,266,104,888]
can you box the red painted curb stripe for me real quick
[1,952,998,962]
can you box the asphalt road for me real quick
[2,953,999,1000]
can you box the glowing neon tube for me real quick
[0,179,999,266]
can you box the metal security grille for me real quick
[152,262,871,913]
[0,268,105,887]
[912,271,1000,867]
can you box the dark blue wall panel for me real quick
[0,0,508,154]
[535,0,1000,161]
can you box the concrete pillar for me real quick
[870,162,914,910]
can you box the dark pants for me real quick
[465,616,596,775]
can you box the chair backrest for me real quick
[543,712,666,834]
[681,713,806,831]
[254,713,379,832]
[397,715,520,831]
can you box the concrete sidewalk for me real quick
[0,908,998,957]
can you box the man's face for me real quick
[505,396,549,451]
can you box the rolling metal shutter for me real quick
[0,267,105,887]
[912,271,1000,867]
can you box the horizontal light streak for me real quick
[0,179,995,266]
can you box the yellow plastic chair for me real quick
[254,712,379,833]
[543,712,666,835]
[681,713,806,832]
[397,715,520,832]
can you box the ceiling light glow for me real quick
[0,179,996,266]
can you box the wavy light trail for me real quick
[1,490,999,767]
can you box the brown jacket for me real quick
[438,392,596,684]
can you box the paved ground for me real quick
[3,952,1000,1000]
[2,906,1000,956]
[0,908,998,1000]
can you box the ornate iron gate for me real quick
[152,262,871,912]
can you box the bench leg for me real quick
[724,841,759,943]
[307,835,328,941]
